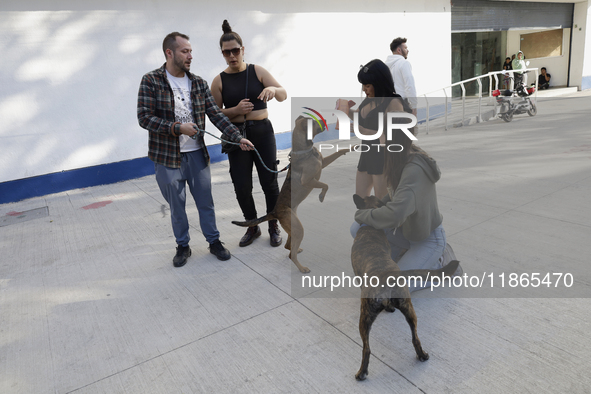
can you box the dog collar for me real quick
[289,145,314,156]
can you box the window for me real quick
[520,29,563,59]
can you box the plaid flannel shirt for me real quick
[137,64,242,168]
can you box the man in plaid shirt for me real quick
[138,32,254,267]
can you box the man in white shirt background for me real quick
[385,37,418,117]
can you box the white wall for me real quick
[569,1,588,89]
[0,0,451,184]
[578,1,591,89]
[506,28,571,87]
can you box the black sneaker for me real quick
[173,245,191,267]
[209,240,231,261]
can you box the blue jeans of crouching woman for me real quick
[350,222,447,292]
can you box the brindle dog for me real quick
[232,115,349,273]
[352,194,460,381]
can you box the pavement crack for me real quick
[65,300,296,394]
[447,174,591,238]
[230,254,428,392]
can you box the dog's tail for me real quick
[397,260,461,281]
[232,212,278,227]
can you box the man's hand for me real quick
[179,123,199,137]
[239,138,254,151]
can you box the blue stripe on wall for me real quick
[582,75,591,91]
[0,156,155,205]
[0,132,294,205]
[0,105,446,205]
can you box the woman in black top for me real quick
[211,20,287,248]
[342,59,405,200]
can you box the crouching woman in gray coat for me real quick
[353,129,458,291]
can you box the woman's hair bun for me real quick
[222,20,232,34]
[219,19,242,48]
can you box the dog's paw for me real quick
[355,371,368,381]
[299,266,310,273]
[418,352,429,362]
[319,192,326,202]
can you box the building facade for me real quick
[0,0,589,203]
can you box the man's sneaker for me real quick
[209,240,231,261]
[269,220,282,247]
[173,245,191,267]
[239,226,261,247]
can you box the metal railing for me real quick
[421,68,539,133]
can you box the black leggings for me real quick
[228,119,280,224]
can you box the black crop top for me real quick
[220,64,267,111]
[358,97,393,131]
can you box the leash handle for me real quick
[191,125,289,174]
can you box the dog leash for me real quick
[192,126,290,174]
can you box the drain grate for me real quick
[1,206,49,227]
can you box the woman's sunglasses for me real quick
[222,47,242,57]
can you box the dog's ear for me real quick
[353,194,365,209]
[294,115,306,129]
[366,195,385,208]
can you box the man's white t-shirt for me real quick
[166,70,203,152]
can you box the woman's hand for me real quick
[235,99,254,115]
[258,87,276,103]
[336,99,356,113]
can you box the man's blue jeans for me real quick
[155,149,220,246]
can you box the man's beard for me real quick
[174,54,190,74]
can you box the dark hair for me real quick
[163,32,189,56]
[219,20,243,48]
[505,57,511,62]
[541,67,547,71]
[390,37,407,53]
[358,59,406,185]
[357,59,396,98]
[383,136,430,192]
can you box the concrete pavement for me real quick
[1,92,591,393]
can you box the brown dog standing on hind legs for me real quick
[232,115,350,273]
[351,194,459,381]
